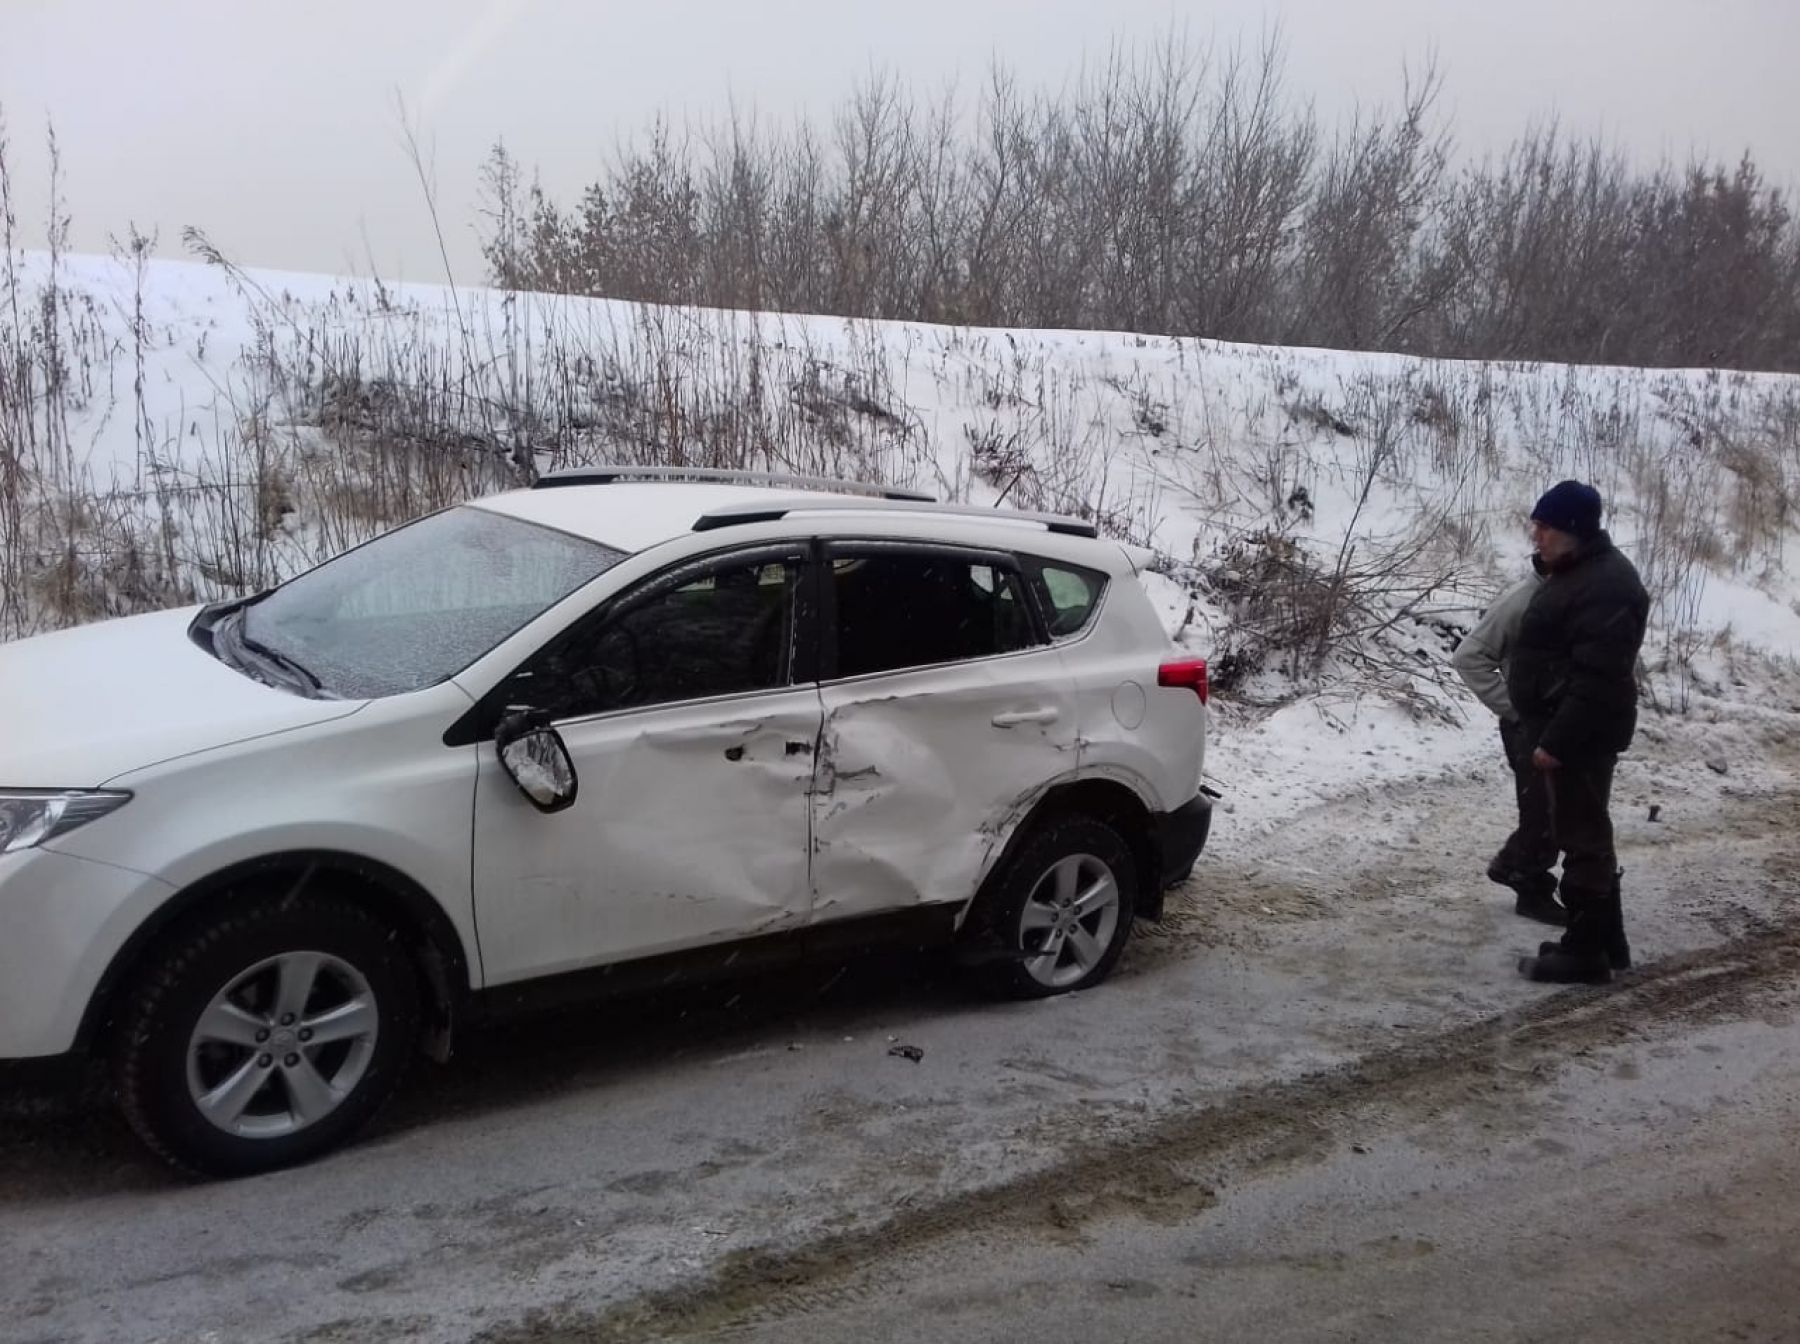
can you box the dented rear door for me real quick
[810,542,1079,926]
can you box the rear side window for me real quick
[1027,560,1109,638]
[832,552,1040,678]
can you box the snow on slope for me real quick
[5,250,1799,839]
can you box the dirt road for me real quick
[4,705,1798,1343]
[707,960,1800,1344]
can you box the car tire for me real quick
[970,816,1138,1000]
[114,891,419,1178]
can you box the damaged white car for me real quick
[0,469,1213,1175]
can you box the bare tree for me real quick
[479,31,1800,373]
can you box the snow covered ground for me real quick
[6,680,1798,1342]
[5,250,1800,1342]
[5,248,1798,838]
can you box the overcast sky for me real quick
[2,0,1796,282]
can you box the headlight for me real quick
[0,790,133,854]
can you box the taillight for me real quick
[1158,657,1209,705]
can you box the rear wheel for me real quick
[114,892,419,1177]
[971,816,1138,999]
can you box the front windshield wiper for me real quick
[222,609,326,697]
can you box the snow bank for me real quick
[4,250,1798,819]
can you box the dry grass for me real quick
[4,126,1799,721]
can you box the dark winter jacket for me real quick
[1506,531,1649,762]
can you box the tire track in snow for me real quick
[476,920,1800,1343]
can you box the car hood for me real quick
[0,608,365,786]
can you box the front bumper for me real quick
[1154,790,1215,890]
[0,848,175,1058]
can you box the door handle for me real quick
[991,707,1060,728]
[726,741,814,761]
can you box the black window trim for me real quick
[444,540,816,745]
[1019,554,1114,644]
[817,538,1052,684]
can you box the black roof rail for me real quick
[691,498,1102,539]
[531,465,934,502]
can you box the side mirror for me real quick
[493,706,579,814]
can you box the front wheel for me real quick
[970,816,1138,1000]
[114,893,419,1177]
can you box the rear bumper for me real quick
[1153,791,1214,890]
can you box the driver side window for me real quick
[525,554,801,720]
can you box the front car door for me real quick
[810,541,1078,926]
[472,545,822,984]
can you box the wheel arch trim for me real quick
[74,850,472,1056]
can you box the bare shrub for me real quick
[1202,530,1344,684]
[5,111,1799,735]
[1718,436,1791,565]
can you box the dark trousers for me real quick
[1496,723,1626,949]
[1529,734,1627,955]
[1546,752,1619,907]
[1494,719,1557,891]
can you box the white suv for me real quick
[0,469,1212,1175]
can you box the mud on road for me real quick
[481,922,1800,1343]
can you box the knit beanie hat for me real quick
[1530,480,1603,539]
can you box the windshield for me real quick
[231,506,624,699]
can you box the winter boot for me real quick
[1541,871,1630,970]
[1488,860,1567,927]
[1514,886,1569,928]
[1490,863,1562,928]
[1599,870,1632,969]
[1520,895,1612,984]
[1537,937,1630,972]
[1519,942,1611,983]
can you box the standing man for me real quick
[1452,556,1560,925]
[1507,481,1650,984]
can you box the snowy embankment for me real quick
[4,250,1798,842]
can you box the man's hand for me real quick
[1533,747,1561,771]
